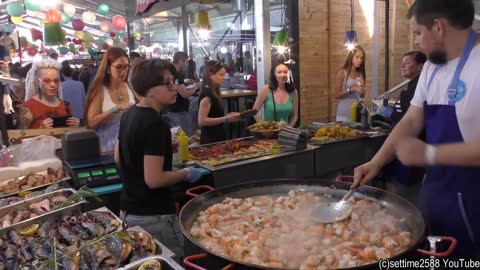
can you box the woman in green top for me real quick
[253,62,299,126]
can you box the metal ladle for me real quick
[311,188,356,223]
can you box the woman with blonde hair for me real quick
[334,45,366,122]
[85,47,135,153]
[19,59,80,129]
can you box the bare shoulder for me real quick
[336,69,346,78]
[259,85,270,96]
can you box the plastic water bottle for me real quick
[179,131,189,163]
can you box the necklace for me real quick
[117,95,124,100]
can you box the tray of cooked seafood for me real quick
[0,209,166,270]
[0,167,70,199]
[0,188,87,233]
[189,138,280,169]
[308,124,368,146]
[0,183,67,208]
[118,255,184,270]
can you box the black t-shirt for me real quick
[391,75,419,124]
[199,87,226,144]
[118,105,175,215]
[168,69,189,112]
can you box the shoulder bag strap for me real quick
[271,89,277,121]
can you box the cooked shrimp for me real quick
[190,191,414,269]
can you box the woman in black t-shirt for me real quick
[115,59,202,258]
[198,60,240,144]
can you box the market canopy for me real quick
[0,0,127,40]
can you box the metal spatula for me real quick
[311,188,356,223]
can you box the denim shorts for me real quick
[119,211,184,258]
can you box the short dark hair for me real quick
[72,70,80,81]
[130,58,176,97]
[173,51,188,64]
[61,60,73,77]
[49,52,58,60]
[403,51,427,65]
[407,0,474,30]
[9,63,32,78]
[129,51,141,59]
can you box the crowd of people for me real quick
[3,48,300,146]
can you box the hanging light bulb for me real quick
[344,0,358,49]
[220,46,228,54]
[198,29,210,40]
[273,29,287,47]
[195,10,211,40]
[344,30,358,50]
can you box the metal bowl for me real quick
[247,128,281,139]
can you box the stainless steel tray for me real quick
[190,137,279,169]
[309,135,369,146]
[0,188,86,234]
[0,168,71,199]
[118,255,184,270]
[0,183,67,209]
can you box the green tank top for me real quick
[263,90,293,122]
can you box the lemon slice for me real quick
[111,219,121,228]
[19,224,39,236]
[18,191,32,197]
[138,260,161,270]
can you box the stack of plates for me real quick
[278,126,309,150]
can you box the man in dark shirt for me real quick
[167,51,199,135]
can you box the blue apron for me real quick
[419,31,480,257]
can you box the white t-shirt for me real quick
[411,43,480,142]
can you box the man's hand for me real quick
[352,161,382,189]
[395,137,427,166]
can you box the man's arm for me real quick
[371,105,425,167]
[352,105,425,188]
[397,138,480,167]
[434,140,480,166]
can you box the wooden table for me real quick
[220,89,257,99]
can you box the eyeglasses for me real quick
[111,64,129,71]
[40,78,60,84]
[158,81,176,91]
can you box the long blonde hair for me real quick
[84,47,129,127]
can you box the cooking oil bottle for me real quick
[351,102,358,122]
[179,131,189,163]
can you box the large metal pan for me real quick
[179,178,456,270]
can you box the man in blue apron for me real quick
[353,0,480,258]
